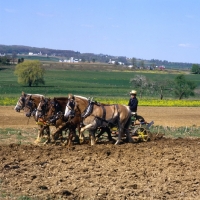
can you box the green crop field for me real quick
[0,64,200,106]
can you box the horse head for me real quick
[36,97,51,120]
[14,91,27,112]
[36,97,65,125]
[72,95,90,113]
[24,95,38,117]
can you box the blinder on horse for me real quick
[24,97,37,117]
[37,98,49,119]
[48,100,63,124]
[37,98,63,125]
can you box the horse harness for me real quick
[81,99,119,127]
[24,97,37,117]
[39,98,62,123]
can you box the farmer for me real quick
[128,90,145,125]
[128,90,138,113]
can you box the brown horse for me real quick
[37,95,114,146]
[68,95,133,145]
[14,92,50,143]
[36,96,81,146]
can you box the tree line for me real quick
[0,45,198,68]
[130,74,197,100]
[0,55,24,65]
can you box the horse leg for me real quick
[89,129,96,146]
[51,129,62,143]
[80,124,93,144]
[43,125,51,144]
[95,126,113,142]
[105,126,113,141]
[67,129,75,147]
[115,129,122,145]
[77,124,84,144]
[53,121,73,144]
[125,128,133,143]
[125,117,134,143]
[34,125,44,143]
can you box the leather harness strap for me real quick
[101,105,106,121]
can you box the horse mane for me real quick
[54,97,68,99]
[27,93,45,98]
[74,95,88,100]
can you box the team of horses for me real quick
[14,92,133,146]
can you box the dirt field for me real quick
[1,106,200,128]
[0,106,200,199]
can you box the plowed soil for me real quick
[0,106,200,199]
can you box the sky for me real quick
[1,0,200,63]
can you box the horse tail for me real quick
[124,112,131,131]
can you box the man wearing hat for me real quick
[128,90,146,125]
[128,90,138,113]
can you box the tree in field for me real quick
[174,74,197,100]
[14,60,45,87]
[18,57,24,64]
[0,56,11,65]
[130,75,149,98]
[150,79,174,99]
[191,64,200,74]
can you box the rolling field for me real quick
[0,64,200,100]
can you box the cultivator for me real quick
[111,113,154,143]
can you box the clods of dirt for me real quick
[1,138,200,199]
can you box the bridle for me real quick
[15,95,26,112]
[47,99,62,124]
[24,97,37,117]
[37,98,50,119]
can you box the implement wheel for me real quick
[133,127,150,142]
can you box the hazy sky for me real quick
[1,0,200,63]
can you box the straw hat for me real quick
[130,90,137,95]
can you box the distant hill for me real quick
[0,44,194,69]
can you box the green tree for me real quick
[191,64,200,74]
[18,57,24,64]
[14,60,45,87]
[151,79,174,99]
[0,56,11,65]
[174,74,197,100]
[130,75,149,98]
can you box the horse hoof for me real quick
[91,139,96,146]
[115,140,123,145]
[79,135,86,144]
[108,139,116,144]
[79,138,84,144]
[34,139,41,144]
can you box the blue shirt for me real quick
[128,97,138,112]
